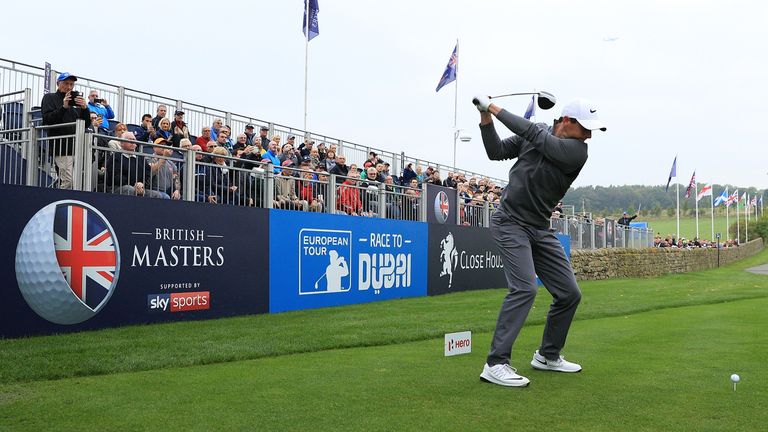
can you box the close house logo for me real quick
[15,200,120,325]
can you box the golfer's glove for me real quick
[472,95,491,112]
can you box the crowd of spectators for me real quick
[653,235,739,249]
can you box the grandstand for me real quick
[0,56,653,249]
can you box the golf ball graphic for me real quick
[15,200,120,325]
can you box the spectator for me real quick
[415,165,425,185]
[155,118,173,143]
[244,124,257,145]
[404,178,421,220]
[171,110,190,146]
[360,167,381,216]
[323,150,337,172]
[104,132,166,198]
[367,151,384,166]
[401,163,417,185]
[41,72,92,189]
[297,169,323,212]
[151,104,167,129]
[317,142,327,161]
[148,138,180,200]
[220,125,235,150]
[468,177,478,192]
[383,176,402,219]
[215,129,233,153]
[337,170,363,216]
[618,211,638,226]
[259,126,270,149]
[428,170,443,185]
[233,133,248,153]
[210,118,224,141]
[274,160,307,210]
[196,126,212,146]
[87,90,115,129]
[135,114,155,143]
[298,138,314,158]
[107,123,128,150]
[443,171,457,188]
[209,147,241,205]
[308,147,321,169]
[553,201,564,215]
[280,142,299,167]
[261,140,281,173]
[190,145,213,203]
[329,154,349,182]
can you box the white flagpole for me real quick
[453,39,459,169]
[725,189,729,241]
[695,182,699,239]
[303,0,310,133]
[710,188,714,240]
[676,180,680,240]
[736,190,740,243]
[745,193,749,242]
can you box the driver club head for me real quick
[537,91,557,110]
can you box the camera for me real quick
[94,98,104,104]
[69,90,80,99]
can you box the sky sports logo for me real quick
[147,292,210,312]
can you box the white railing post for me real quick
[25,124,38,187]
[420,182,428,222]
[72,119,85,191]
[327,174,336,213]
[117,86,126,123]
[265,164,275,209]
[183,150,195,201]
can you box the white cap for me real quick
[561,99,606,131]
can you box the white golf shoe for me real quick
[480,363,530,387]
[530,350,582,373]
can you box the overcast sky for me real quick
[4,0,766,189]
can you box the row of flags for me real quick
[668,157,763,207]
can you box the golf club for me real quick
[314,273,327,289]
[472,91,557,110]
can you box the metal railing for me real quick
[1,86,657,250]
[0,58,507,186]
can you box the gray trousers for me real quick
[486,211,581,366]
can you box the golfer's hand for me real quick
[473,95,491,112]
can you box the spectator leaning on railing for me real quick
[41,72,92,189]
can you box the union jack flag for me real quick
[436,43,458,93]
[54,204,117,311]
[727,189,738,207]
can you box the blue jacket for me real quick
[262,150,281,173]
[87,102,115,128]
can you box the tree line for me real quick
[562,184,764,218]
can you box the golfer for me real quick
[472,95,606,387]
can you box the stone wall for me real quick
[570,239,764,280]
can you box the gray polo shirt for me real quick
[480,109,588,229]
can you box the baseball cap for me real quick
[245,124,255,129]
[287,135,296,140]
[57,72,77,82]
[154,137,168,145]
[561,99,606,131]
[174,110,184,115]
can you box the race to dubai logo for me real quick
[15,200,120,325]
[433,191,450,223]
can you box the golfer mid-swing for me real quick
[472,95,606,387]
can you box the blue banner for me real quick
[269,210,427,312]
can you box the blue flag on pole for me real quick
[435,44,458,92]
[303,0,319,41]
[523,95,535,120]
[713,188,728,207]
[665,156,677,192]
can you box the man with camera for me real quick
[41,72,92,189]
[87,90,115,129]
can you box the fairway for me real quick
[645,214,753,241]
[1,250,767,431]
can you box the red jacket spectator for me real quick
[337,179,362,215]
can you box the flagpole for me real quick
[453,39,459,169]
[676,180,680,240]
[695,182,699,239]
[303,0,310,134]
[745,193,749,242]
[725,194,729,241]
[736,190,740,243]
[710,187,714,241]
